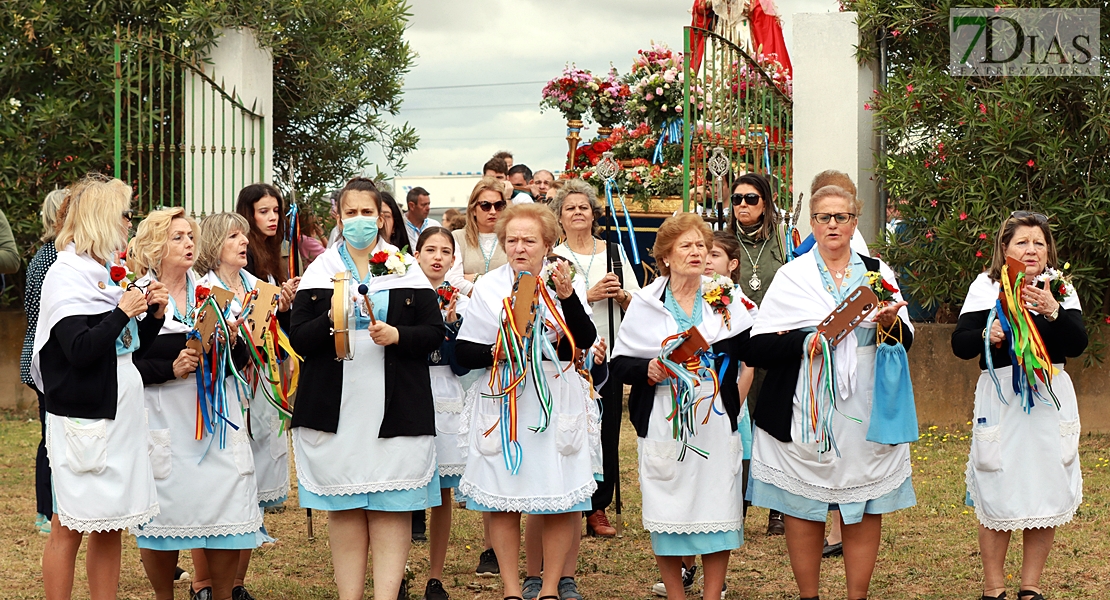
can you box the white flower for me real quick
[384,253,404,274]
[8,98,20,114]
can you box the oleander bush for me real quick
[846,0,1110,340]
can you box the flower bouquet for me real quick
[1033,263,1075,302]
[369,250,412,277]
[625,43,686,130]
[540,65,594,121]
[865,270,899,305]
[590,68,631,128]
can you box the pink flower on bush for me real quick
[959,212,967,220]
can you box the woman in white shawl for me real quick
[952,212,1087,600]
[128,209,263,600]
[289,177,445,600]
[611,213,755,600]
[454,202,597,600]
[746,185,915,600]
[33,175,166,600]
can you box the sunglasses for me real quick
[1010,210,1049,223]
[478,200,507,212]
[122,210,134,221]
[812,212,856,224]
[731,193,762,206]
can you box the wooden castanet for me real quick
[668,326,710,364]
[242,280,282,346]
[186,286,236,355]
[816,285,879,349]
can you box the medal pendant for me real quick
[749,272,761,291]
[122,327,133,349]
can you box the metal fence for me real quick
[682,26,793,220]
[114,28,266,217]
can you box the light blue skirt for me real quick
[466,497,592,515]
[440,474,461,490]
[299,472,443,512]
[750,474,916,525]
[650,530,742,556]
[259,495,288,509]
[135,531,259,551]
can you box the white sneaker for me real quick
[652,566,696,597]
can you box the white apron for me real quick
[639,383,744,534]
[46,355,160,532]
[966,365,1082,530]
[133,376,263,538]
[249,387,291,504]
[458,363,597,512]
[431,365,466,478]
[750,346,913,503]
[293,330,437,495]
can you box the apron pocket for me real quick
[1059,418,1081,466]
[475,412,503,457]
[971,424,1003,472]
[640,438,678,482]
[269,413,288,460]
[297,427,334,448]
[556,412,585,456]
[729,434,743,475]
[232,429,255,476]
[63,418,108,475]
[149,428,172,480]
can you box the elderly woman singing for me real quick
[746,185,916,600]
[455,203,598,600]
[611,212,756,600]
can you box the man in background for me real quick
[507,164,534,204]
[482,157,507,180]
[531,169,555,203]
[493,150,513,170]
[404,187,440,249]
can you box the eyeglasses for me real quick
[731,193,762,206]
[1010,210,1048,223]
[477,200,507,212]
[122,210,134,221]
[812,212,856,224]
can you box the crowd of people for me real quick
[21,151,1088,600]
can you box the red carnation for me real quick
[720,295,730,305]
[195,286,211,302]
[1058,284,1067,296]
[740,297,755,310]
[881,279,899,293]
[109,265,127,283]
[371,251,390,264]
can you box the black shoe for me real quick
[981,593,1007,600]
[821,538,843,558]
[190,587,213,600]
[1017,591,1043,600]
[767,511,785,536]
[174,566,190,581]
[231,586,256,600]
[475,548,499,576]
[412,531,428,542]
[397,578,409,600]
[423,579,449,600]
[682,564,697,591]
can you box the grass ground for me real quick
[1,412,1108,599]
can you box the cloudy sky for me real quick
[369,0,840,178]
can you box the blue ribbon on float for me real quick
[603,179,641,265]
[760,130,771,172]
[653,117,683,164]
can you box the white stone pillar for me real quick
[790,12,878,242]
[183,27,273,216]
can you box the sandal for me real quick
[1017,591,1045,600]
[982,592,1007,600]
[504,597,524,600]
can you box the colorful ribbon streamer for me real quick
[798,332,861,457]
[653,117,683,164]
[656,332,727,461]
[985,265,1061,412]
[603,179,641,265]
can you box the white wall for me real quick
[790,12,878,240]
[183,28,274,216]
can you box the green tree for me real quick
[0,0,416,304]
[846,0,1110,335]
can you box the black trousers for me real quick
[35,388,52,518]
[590,374,623,512]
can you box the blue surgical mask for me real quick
[343,215,379,250]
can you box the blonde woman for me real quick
[446,176,510,296]
[32,175,167,600]
[126,209,262,600]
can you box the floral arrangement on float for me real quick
[589,67,631,137]
[541,65,595,170]
[573,123,689,209]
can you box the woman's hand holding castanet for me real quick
[1023,283,1059,317]
[118,288,148,318]
[647,358,669,385]
[145,281,169,319]
[445,295,459,324]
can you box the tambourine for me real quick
[331,272,357,361]
[241,280,282,347]
[816,285,879,349]
[186,286,236,355]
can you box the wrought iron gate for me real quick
[114,28,266,217]
[682,26,793,218]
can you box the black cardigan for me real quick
[40,307,164,419]
[611,331,748,439]
[745,255,914,443]
[454,290,597,370]
[288,286,445,436]
[952,307,1087,369]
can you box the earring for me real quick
[664,262,669,267]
